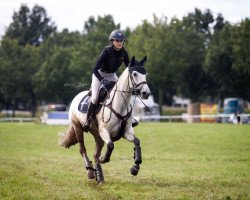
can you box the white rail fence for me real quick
[0,117,36,122]
[138,113,250,123]
[0,113,249,124]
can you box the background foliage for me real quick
[0,4,249,115]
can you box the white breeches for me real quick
[91,70,118,104]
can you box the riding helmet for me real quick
[109,30,126,41]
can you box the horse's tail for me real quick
[58,125,78,148]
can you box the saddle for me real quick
[78,81,116,113]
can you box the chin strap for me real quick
[112,44,121,51]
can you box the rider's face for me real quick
[112,40,124,50]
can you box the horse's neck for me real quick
[110,68,131,114]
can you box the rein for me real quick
[106,104,132,120]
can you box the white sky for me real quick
[0,0,250,37]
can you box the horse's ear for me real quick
[140,56,147,65]
[130,56,135,67]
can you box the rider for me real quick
[83,30,130,131]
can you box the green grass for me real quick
[0,122,249,200]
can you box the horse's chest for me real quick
[108,123,122,137]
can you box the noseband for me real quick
[129,73,148,95]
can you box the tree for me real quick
[0,4,56,116]
[232,19,250,74]
[0,39,21,115]
[34,29,84,102]
[176,8,214,102]
[0,38,40,116]
[231,19,250,100]
[4,4,56,46]
[34,48,75,103]
[34,15,120,104]
[205,19,250,101]
[127,17,183,112]
[71,15,120,88]
[214,14,226,32]
[183,8,214,35]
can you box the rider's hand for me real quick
[101,79,110,88]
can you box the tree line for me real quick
[0,4,249,116]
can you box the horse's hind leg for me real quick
[73,124,95,179]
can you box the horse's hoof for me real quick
[96,174,105,183]
[95,163,104,183]
[100,157,109,164]
[87,169,95,179]
[130,165,140,176]
[98,180,105,185]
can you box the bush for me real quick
[162,106,187,116]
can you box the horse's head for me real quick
[128,56,151,99]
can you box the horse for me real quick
[59,56,151,184]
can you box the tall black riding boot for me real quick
[83,102,96,132]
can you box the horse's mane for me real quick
[111,67,129,92]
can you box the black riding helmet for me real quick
[109,30,126,41]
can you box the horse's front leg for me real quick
[93,134,105,184]
[124,127,142,176]
[98,127,114,164]
[130,137,142,176]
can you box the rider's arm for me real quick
[93,48,109,81]
[124,50,130,67]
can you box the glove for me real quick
[101,79,110,88]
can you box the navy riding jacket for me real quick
[93,45,130,81]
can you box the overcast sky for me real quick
[1,0,250,37]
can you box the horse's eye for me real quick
[133,72,137,77]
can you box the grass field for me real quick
[0,122,249,200]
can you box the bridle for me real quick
[102,68,148,123]
[128,72,148,95]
